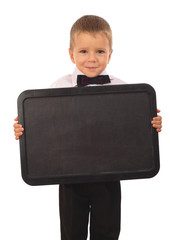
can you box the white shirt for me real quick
[50,68,126,88]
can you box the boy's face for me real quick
[69,32,113,78]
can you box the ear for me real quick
[69,48,75,64]
[108,49,113,64]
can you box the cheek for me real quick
[103,56,110,65]
[100,57,109,66]
[75,57,84,66]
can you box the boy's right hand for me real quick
[13,116,24,140]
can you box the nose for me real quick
[88,52,97,62]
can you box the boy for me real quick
[14,15,162,240]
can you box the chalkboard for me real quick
[17,84,160,185]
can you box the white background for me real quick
[0,0,169,239]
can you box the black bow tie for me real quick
[77,75,110,87]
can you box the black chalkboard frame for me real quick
[17,84,160,185]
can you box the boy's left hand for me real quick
[151,109,162,132]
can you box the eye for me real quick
[80,50,87,53]
[97,50,105,54]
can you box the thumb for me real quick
[14,116,18,121]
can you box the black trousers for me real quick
[59,181,121,240]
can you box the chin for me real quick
[86,74,98,78]
[81,67,101,78]
[84,71,101,78]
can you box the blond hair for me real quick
[70,15,112,50]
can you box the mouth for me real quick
[86,67,98,70]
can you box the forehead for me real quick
[73,32,110,48]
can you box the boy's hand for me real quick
[151,109,162,132]
[13,116,24,140]
[13,109,162,140]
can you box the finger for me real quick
[14,128,24,133]
[152,121,162,126]
[15,135,20,140]
[153,124,162,129]
[13,123,23,128]
[151,120,162,125]
[157,109,161,113]
[15,132,23,138]
[152,122,162,126]
[152,116,162,122]
[14,116,18,121]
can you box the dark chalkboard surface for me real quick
[17,84,159,185]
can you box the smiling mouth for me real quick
[86,67,98,70]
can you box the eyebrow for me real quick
[77,47,107,50]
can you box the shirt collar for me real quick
[71,68,108,87]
